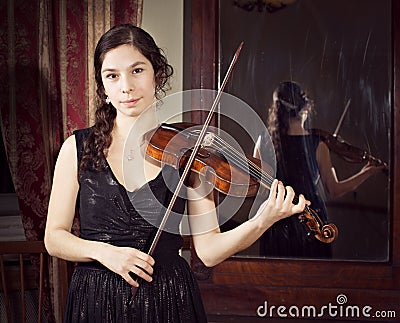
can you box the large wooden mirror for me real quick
[218,0,390,261]
[188,0,399,320]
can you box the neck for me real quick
[113,115,136,141]
[287,118,308,135]
[113,109,159,141]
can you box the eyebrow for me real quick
[101,61,147,73]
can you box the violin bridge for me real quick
[201,132,215,148]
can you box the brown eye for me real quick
[133,68,143,74]
[106,73,117,79]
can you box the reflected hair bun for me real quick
[273,81,307,113]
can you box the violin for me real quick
[143,122,338,244]
[310,128,388,169]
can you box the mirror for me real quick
[218,0,391,261]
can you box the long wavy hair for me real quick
[80,24,173,170]
[267,81,311,162]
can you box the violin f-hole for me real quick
[180,147,211,160]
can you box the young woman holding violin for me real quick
[44,25,306,322]
[254,80,386,259]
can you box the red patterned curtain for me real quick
[0,0,142,321]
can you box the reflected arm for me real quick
[316,141,384,199]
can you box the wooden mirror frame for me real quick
[189,0,400,320]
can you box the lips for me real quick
[120,98,140,106]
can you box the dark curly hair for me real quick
[80,24,173,170]
[267,81,312,161]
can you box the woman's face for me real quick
[101,44,156,119]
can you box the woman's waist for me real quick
[80,230,183,248]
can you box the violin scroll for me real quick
[319,223,339,244]
[298,206,338,243]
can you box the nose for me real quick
[122,87,133,94]
[121,76,134,94]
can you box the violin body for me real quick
[310,128,388,168]
[144,122,338,243]
[144,122,262,197]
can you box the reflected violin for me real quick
[310,128,388,169]
[144,122,338,243]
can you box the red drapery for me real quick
[0,0,143,321]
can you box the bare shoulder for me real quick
[316,140,333,169]
[61,134,77,152]
[316,140,329,154]
[56,134,77,168]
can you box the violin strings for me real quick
[199,131,323,225]
[190,130,265,184]
[188,129,325,227]
[197,132,275,190]
[209,140,273,187]
[204,133,275,188]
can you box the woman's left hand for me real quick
[254,179,307,228]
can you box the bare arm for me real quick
[316,141,385,200]
[44,135,154,286]
[188,179,305,267]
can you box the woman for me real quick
[44,25,306,322]
[254,80,385,258]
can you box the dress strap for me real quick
[73,127,93,164]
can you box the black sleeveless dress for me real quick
[64,128,207,323]
[258,132,332,258]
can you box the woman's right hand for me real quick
[96,243,155,287]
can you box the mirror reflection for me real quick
[218,0,391,261]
